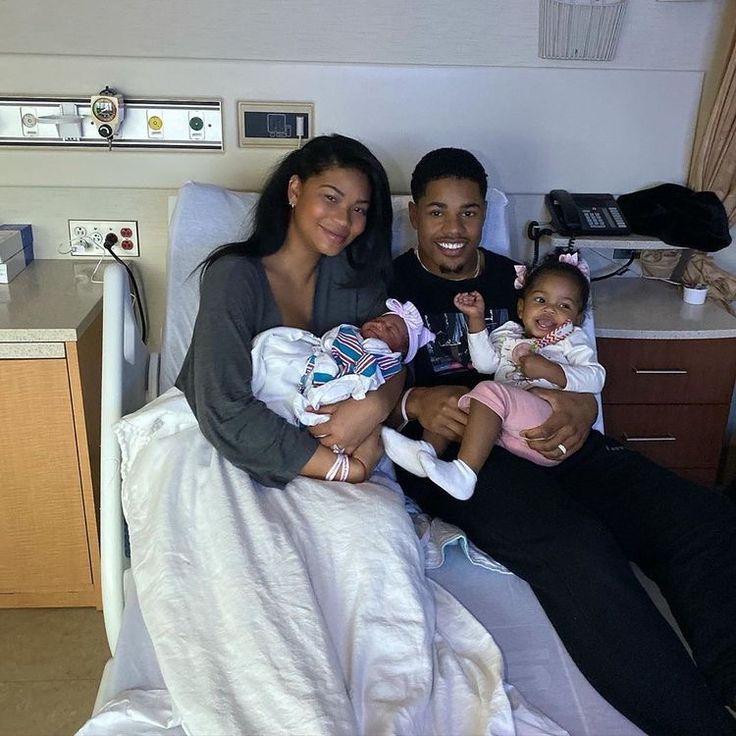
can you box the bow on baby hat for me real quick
[384,298,436,363]
[514,251,591,290]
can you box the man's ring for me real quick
[557,443,568,456]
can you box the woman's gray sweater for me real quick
[176,252,387,488]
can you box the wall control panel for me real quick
[0,96,223,150]
[238,101,314,147]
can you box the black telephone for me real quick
[545,190,630,237]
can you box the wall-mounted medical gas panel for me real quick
[0,96,223,150]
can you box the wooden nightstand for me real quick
[593,278,736,487]
[0,261,103,607]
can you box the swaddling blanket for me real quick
[115,388,566,736]
[251,324,402,427]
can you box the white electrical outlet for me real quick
[68,220,140,257]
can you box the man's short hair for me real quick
[410,148,488,201]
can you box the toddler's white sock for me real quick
[381,427,436,477]
[418,454,477,501]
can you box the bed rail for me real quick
[100,262,152,654]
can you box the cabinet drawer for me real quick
[603,404,730,468]
[598,338,736,404]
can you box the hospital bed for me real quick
[81,182,645,735]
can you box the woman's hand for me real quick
[406,385,468,443]
[308,372,404,453]
[351,427,384,481]
[521,389,597,460]
[308,392,387,454]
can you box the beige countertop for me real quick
[2,261,734,347]
[593,277,736,339]
[0,260,103,344]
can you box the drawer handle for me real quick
[623,434,677,443]
[632,369,688,375]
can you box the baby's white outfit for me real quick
[250,324,402,427]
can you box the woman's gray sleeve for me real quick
[176,260,318,488]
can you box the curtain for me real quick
[642,26,736,292]
[689,25,736,225]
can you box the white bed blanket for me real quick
[102,388,566,736]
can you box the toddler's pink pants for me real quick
[458,380,560,467]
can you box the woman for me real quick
[176,134,402,487]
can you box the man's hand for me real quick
[521,389,597,460]
[406,385,468,442]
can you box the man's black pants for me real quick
[397,431,736,736]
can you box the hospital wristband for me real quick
[326,452,348,482]
[397,388,415,432]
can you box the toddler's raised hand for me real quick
[453,291,486,333]
[454,291,485,316]
[454,291,486,333]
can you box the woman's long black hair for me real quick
[202,134,393,285]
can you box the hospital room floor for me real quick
[0,607,108,736]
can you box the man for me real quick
[388,147,736,736]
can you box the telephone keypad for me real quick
[582,209,606,229]
[610,208,628,229]
[582,206,628,232]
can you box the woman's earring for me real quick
[289,200,295,209]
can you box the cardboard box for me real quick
[0,230,23,262]
[0,248,29,283]
[0,225,34,266]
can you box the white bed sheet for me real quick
[84,535,643,736]
[81,388,571,736]
[81,385,642,735]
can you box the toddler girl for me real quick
[382,252,605,500]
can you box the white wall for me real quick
[0,0,722,69]
[0,0,730,350]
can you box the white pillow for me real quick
[159,182,512,393]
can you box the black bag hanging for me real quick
[616,183,732,253]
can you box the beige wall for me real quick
[0,0,730,349]
[0,0,723,69]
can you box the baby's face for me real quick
[517,273,583,338]
[360,314,409,355]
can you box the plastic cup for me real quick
[682,285,708,305]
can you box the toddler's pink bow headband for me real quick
[514,252,591,290]
[384,298,435,363]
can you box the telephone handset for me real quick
[545,190,630,237]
